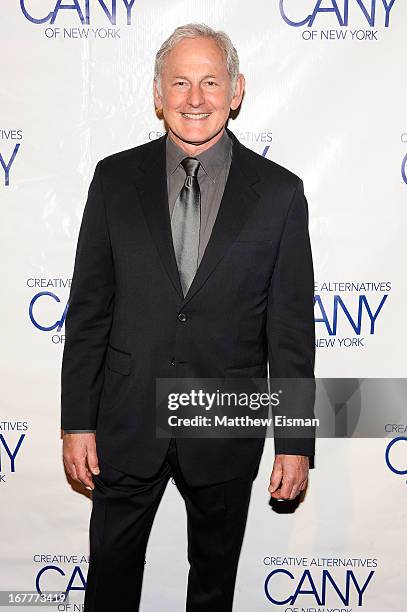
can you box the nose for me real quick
[187,83,205,108]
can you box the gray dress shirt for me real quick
[166,129,232,266]
[64,130,233,433]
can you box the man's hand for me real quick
[268,454,309,500]
[62,432,100,490]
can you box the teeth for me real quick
[182,113,210,119]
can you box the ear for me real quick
[153,79,163,110]
[230,73,245,111]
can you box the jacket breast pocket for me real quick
[106,344,132,375]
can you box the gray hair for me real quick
[154,23,240,96]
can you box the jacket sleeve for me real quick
[266,178,316,456]
[61,161,115,431]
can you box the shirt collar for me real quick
[165,129,232,183]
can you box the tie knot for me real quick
[181,157,200,178]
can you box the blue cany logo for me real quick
[0,144,20,187]
[0,434,25,474]
[279,0,397,28]
[314,294,387,336]
[20,0,136,25]
[29,292,68,332]
[385,436,407,476]
[264,568,374,606]
[31,289,387,338]
[401,153,407,185]
[36,565,86,595]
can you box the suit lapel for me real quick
[134,129,260,304]
[135,135,184,299]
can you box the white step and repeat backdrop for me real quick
[1,1,407,610]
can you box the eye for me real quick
[205,80,217,86]
[174,80,187,87]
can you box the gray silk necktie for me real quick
[171,157,201,297]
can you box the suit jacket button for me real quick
[178,312,187,322]
[170,357,176,366]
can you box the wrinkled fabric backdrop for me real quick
[1,1,406,610]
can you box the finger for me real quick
[62,457,70,476]
[290,477,308,499]
[300,478,308,492]
[268,465,283,494]
[270,487,283,499]
[288,484,301,500]
[75,463,95,490]
[86,447,100,475]
[277,478,295,500]
[69,462,79,482]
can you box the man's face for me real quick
[153,36,244,154]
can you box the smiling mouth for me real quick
[181,113,211,120]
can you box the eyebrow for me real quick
[171,74,219,80]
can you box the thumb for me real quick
[268,462,283,493]
[87,447,100,475]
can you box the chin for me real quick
[184,132,212,145]
[174,125,220,146]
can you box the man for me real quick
[61,23,315,612]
